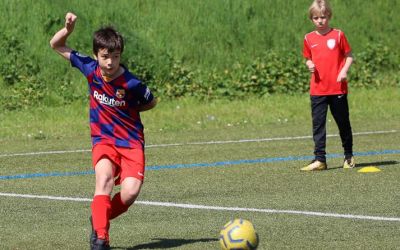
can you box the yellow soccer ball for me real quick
[219,218,259,250]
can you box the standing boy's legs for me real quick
[311,95,329,162]
[329,94,353,158]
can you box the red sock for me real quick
[91,195,111,240]
[110,192,130,220]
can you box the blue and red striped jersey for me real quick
[70,51,154,149]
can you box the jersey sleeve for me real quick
[131,80,154,105]
[303,36,312,59]
[137,83,154,105]
[339,32,352,56]
[70,51,97,77]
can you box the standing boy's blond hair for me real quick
[308,0,332,20]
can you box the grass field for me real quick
[1,88,399,249]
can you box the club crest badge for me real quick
[116,89,125,99]
[327,39,336,50]
[93,78,101,85]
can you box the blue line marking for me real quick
[1,150,399,180]
[0,171,95,180]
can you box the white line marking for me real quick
[0,130,396,158]
[0,192,92,202]
[1,192,399,222]
[0,149,90,157]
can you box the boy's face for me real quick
[95,48,121,78]
[311,13,330,32]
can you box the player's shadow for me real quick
[328,160,398,170]
[112,237,218,249]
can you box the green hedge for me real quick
[0,1,399,110]
[0,31,398,111]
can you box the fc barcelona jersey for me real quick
[70,51,154,149]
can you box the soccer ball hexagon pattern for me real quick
[219,218,259,250]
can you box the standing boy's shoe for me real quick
[343,156,355,169]
[301,160,327,171]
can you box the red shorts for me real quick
[92,144,145,184]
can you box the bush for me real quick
[351,43,399,88]
[0,33,47,110]
[141,44,398,100]
[0,40,397,111]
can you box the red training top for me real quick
[303,28,352,96]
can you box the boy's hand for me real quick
[337,70,347,82]
[49,12,76,60]
[306,60,315,73]
[337,55,353,82]
[65,12,77,33]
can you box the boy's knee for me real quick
[122,190,139,206]
[121,178,142,205]
[95,175,114,194]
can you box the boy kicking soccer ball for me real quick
[50,12,157,249]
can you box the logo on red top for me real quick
[327,39,336,50]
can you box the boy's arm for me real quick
[49,12,77,60]
[303,37,315,73]
[337,52,354,82]
[136,98,157,112]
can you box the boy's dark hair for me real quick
[93,27,124,55]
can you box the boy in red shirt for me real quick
[301,0,355,171]
[50,13,157,249]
